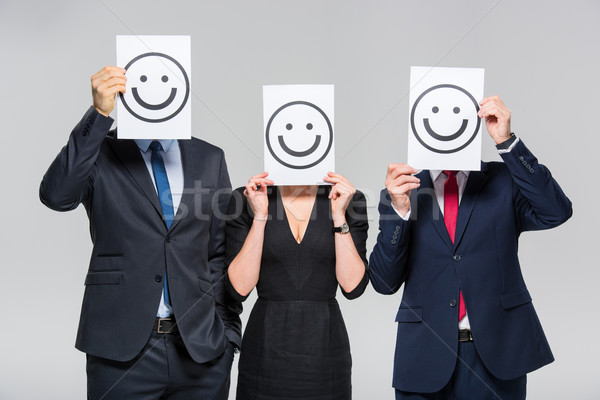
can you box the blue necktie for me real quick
[150,141,173,307]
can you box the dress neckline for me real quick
[276,187,321,246]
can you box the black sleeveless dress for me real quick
[225,186,369,400]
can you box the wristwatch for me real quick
[332,223,350,234]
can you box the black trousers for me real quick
[87,330,234,400]
[395,342,526,400]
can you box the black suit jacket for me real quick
[40,107,242,363]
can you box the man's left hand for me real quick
[479,95,512,145]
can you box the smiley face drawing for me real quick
[410,84,481,154]
[119,52,190,123]
[265,101,333,169]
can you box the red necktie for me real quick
[443,171,466,321]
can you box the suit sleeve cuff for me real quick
[392,206,411,220]
[88,105,113,123]
[496,134,519,154]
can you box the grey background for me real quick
[1,0,598,398]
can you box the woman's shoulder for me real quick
[352,189,366,203]
[230,186,247,203]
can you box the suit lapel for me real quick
[169,140,197,232]
[416,171,454,251]
[107,138,163,217]
[454,162,489,249]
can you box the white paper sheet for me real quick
[263,85,335,185]
[116,35,191,139]
[407,66,484,171]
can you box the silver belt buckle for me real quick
[459,329,474,342]
[157,318,172,334]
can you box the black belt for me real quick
[154,317,178,334]
[459,329,474,342]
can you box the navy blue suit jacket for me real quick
[369,139,572,393]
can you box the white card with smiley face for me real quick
[407,66,484,171]
[116,35,191,139]
[263,85,335,185]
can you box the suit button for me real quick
[519,156,524,161]
[453,255,461,261]
[166,236,171,243]
[391,239,397,245]
[155,275,163,283]
[450,299,457,307]
[529,168,534,174]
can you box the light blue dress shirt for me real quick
[134,139,184,318]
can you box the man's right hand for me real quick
[385,164,420,217]
[91,66,127,117]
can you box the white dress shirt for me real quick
[134,139,184,318]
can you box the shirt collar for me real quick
[430,170,470,182]
[134,139,176,153]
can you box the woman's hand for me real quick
[243,172,274,221]
[323,172,356,224]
